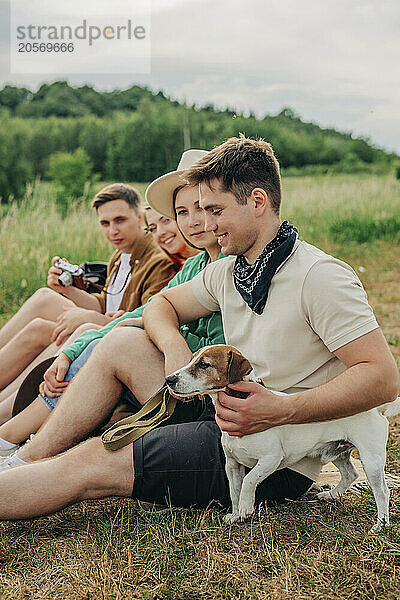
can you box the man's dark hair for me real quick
[184,134,282,215]
[92,183,142,212]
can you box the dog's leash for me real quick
[101,386,177,451]
[102,378,266,451]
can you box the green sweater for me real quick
[63,252,226,362]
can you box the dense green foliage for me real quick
[0,81,397,202]
[47,148,94,195]
[46,147,98,216]
[0,119,33,200]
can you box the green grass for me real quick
[1,174,399,321]
[0,174,400,599]
[281,173,400,248]
[329,216,400,244]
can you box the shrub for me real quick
[46,147,98,215]
[47,147,93,196]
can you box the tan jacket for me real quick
[92,234,177,313]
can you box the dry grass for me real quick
[0,493,400,599]
[0,174,399,599]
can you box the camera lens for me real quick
[58,272,73,287]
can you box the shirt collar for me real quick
[128,233,156,265]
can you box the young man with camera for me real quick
[0,183,176,399]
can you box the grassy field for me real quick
[0,174,400,599]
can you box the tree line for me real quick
[0,81,396,202]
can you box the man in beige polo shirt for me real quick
[0,136,397,519]
[142,135,398,486]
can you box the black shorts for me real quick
[123,388,313,509]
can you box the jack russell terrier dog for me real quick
[165,344,400,533]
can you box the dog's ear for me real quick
[227,350,252,384]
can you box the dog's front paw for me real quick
[317,490,335,501]
[238,502,254,521]
[224,512,239,524]
[368,519,389,535]
[368,523,382,535]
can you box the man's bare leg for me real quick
[18,328,165,463]
[0,319,57,389]
[0,288,73,349]
[0,391,17,427]
[0,322,103,405]
[0,437,133,520]
[0,397,49,443]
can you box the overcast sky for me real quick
[1,0,399,152]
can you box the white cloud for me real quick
[0,0,398,151]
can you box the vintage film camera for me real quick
[54,259,89,290]
[54,259,108,293]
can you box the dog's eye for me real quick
[198,360,210,369]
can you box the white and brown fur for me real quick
[165,344,400,532]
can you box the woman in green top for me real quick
[0,185,225,455]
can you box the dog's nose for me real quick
[165,374,178,387]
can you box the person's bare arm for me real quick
[114,317,143,328]
[215,328,400,436]
[39,353,72,397]
[56,286,102,311]
[143,281,212,375]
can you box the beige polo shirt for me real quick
[191,240,379,481]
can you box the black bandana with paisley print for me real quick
[233,221,298,314]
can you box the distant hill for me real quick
[0,81,397,201]
[0,81,169,118]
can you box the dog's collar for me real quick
[226,377,266,399]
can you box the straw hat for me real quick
[12,357,56,417]
[145,149,208,220]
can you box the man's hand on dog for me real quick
[215,381,296,436]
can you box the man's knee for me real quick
[30,287,58,310]
[25,317,55,340]
[86,328,162,399]
[74,437,133,498]
[73,323,100,337]
[17,317,55,350]
[105,326,145,346]
[93,327,146,363]
[28,287,71,320]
